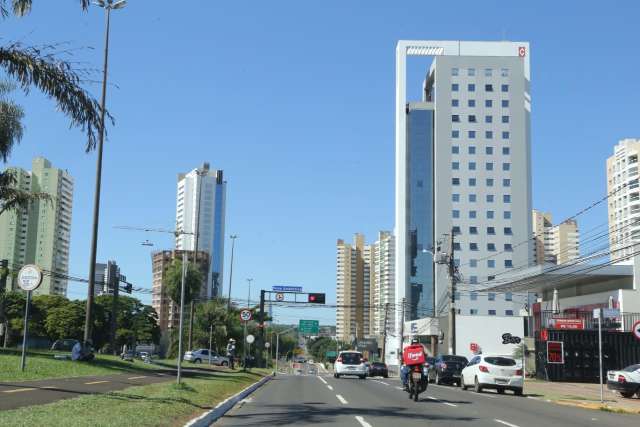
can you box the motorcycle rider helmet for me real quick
[410,337,419,345]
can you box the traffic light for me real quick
[308,293,325,304]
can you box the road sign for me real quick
[325,350,337,358]
[603,308,620,319]
[632,320,640,342]
[275,293,285,301]
[299,319,319,335]
[246,334,255,344]
[593,308,601,319]
[547,341,564,364]
[239,309,252,322]
[264,342,270,348]
[518,46,526,57]
[540,329,548,341]
[17,265,43,291]
[272,286,302,292]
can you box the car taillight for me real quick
[414,366,421,372]
[336,357,342,363]
[479,365,489,373]
[516,369,523,376]
[441,363,447,370]
[618,375,626,383]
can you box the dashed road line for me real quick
[327,385,334,391]
[395,386,404,390]
[336,394,348,404]
[495,419,520,427]
[127,376,147,380]
[84,380,109,385]
[426,395,457,407]
[2,387,36,393]
[317,376,328,385]
[355,415,373,427]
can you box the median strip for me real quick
[336,394,348,404]
[355,415,373,427]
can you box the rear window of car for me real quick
[623,364,640,372]
[340,353,362,364]
[372,362,385,367]
[485,357,516,366]
[442,356,468,364]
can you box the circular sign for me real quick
[275,293,285,302]
[518,46,526,57]
[632,320,640,342]
[17,265,43,291]
[246,334,255,344]
[540,329,548,341]
[264,342,270,348]
[239,309,252,322]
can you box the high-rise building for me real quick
[93,260,125,296]
[395,41,533,334]
[607,139,640,262]
[533,209,580,265]
[371,231,395,337]
[151,250,209,331]
[0,157,73,295]
[175,163,226,299]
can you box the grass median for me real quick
[0,368,271,427]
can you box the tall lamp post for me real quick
[227,235,238,311]
[188,167,208,351]
[84,0,127,344]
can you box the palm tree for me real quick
[0,0,105,214]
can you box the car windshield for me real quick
[485,357,517,366]
[442,356,468,364]
[341,353,362,365]
[623,364,640,372]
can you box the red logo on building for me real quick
[470,343,479,353]
[518,46,526,57]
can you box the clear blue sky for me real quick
[3,1,639,326]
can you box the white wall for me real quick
[456,315,524,360]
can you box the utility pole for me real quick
[448,229,456,355]
[381,302,390,363]
[177,251,187,384]
[189,167,206,352]
[226,235,238,311]
[398,297,406,364]
[259,290,265,367]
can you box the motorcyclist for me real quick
[226,339,236,369]
[402,337,428,397]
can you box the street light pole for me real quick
[177,251,187,384]
[84,0,126,344]
[226,235,238,311]
[246,278,253,308]
[188,168,206,351]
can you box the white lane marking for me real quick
[395,386,404,390]
[380,381,390,386]
[2,387,36,393]
[336,394,348,404]
[317,376,328,385]
[127,376,146,380]
[426,395,457,407]
[327,385,334,391]
[355,415,373,427]
[85,380,109,385]
[495,419,521,427]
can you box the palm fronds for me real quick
[0,170,51,216]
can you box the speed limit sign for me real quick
[275,293,285,302]
[239,309,252,322]
[632,320,640,342]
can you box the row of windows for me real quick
[452,146,512,158]
[453,194,512,204]
[452,99,510,108]
[452,162,511,171]
[453,210,512,220]
[468,309,514,316]
[452,179,513,193]
[452,114,510,123]
[453,131,511,140]
[454,241,514,253]
[452,83,509,92]
[452,67,510,77]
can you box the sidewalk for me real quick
[524,379,640,414]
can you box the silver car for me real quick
[184,349,230,366]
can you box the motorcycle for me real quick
[407,364,428,402]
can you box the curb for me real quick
[184,374,273,427]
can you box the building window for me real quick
[485,99,493,107]
[485,84,493,92]
[502,131,510,139]
[486,195,495,203]
[468,83,476,92]
[505,310,514,316]
[503,211,511,219]
[469,162,476,170]
[470,276,478,284]
[489,309,497,316]
[486,178,494,187]
[452,210,460,218]
[468,68,476,76]
[505,260,513,268]
[503,179,511,187]
[501,84,509,92]
[503,195,511,203]
[469,226,478,234]
[502,147,510,155]
[487,226,496,234]
[470,309,478,315]
[504,227,513,235]
[469,178,476,186]
[452,146,460,154]
[503,163,511,171]
[470,243,478,251]
[488,260,495,268]
[504,243,513,252]
[452,178,460,185]
[471,292,478,301]
[453,242,461,250]
[487,243,496,251]
[486,210,495,219]
[452,114,460,122]
[469,210,477,219]
[485,115,494,124]
[452,193,460,202]
[502,99,509,108]
[485,68,493,77]
[452,99,459,107]
[454,291,461,300]
[502,115,510,123]
[468,194,477,202]
[452,83,459,91]
[470,259,478,267]
[486,146,494,155]
[506,292,513,301]
[485,131,493,139]
[452,162,460,170]
[501,68,509,77]
[452,130,460,138]
[488,293,496,301]
[452,226,461,235]
[468,146,476,154]
[468,115,477,123]
[468,130,476,139]
[486,162,494,171]
[452,67,459,76]
[468,99,476,107]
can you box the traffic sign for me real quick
[272,285,302,292]
[299,319,319,335]
[632,320,640,342]
[603,308,620,319]
[547,341,564,364]
[17,265,43,291]
[239,309,252,322]
[275,293,285,301]
[246,334,255,344]
[264,342,270,348]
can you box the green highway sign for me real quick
[325,350,337,358]
[299,319,319,335]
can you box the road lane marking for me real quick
[85,380,109,385]
[317,376,328,385]
[495,420,520,427]
[427,396,457,407]
[395,386,404,390]
[336,394,348,404]
[2,387,36,393]
[327,385,334,391]
[372,379,390,386]
[355,416,373,427]
[380,381,390,386]
[127,376,146,380]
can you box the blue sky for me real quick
[2,1,639,326]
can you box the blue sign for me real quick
[272,285,302,292]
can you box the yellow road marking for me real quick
[127,376,146,380]
[84,380,109,385]
[3,387,36,393]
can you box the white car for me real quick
[460,354,523,395]
[184,349,229,366]
[334,351,367,379]
[607,364,640,398]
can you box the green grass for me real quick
[0,369,271,427]
[0,349,169,382]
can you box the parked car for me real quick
[431,354,469,385]
[368,362,389,378]
[334,351,367,379]
[184,349,229,366]
[607,364,640,398]
[461,354,523,395]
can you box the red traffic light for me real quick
[308,293,325,304]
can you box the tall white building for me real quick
[175,163,226,298]
[395,41,533,351]
[371,231,395,337]
[607,138,640,262]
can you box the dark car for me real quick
[425,356,437,380]
[368,362,389,378]
[431,355,468,386]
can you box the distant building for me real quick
[607,139,640,262]
[532,209,579,265]
[175,163,226,299]
[93,261,125,296]
[151,250,209,331]
[371,231,395,337]
[0,157,73,295]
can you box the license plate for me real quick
[412,372,422,381]
[347,366,355,370]
[495,378,508,384]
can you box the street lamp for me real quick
[242,278,253,371]
[84,0,127,344]
[227,235,238,311]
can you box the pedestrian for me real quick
[226,338,236,369]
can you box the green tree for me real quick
[164,260,203,307]
[193,299,228,352]
[44,300,85,341]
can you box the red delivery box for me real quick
[403,344,425,366]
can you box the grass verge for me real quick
[0,369,270,427]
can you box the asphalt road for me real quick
[214,372,637,427]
